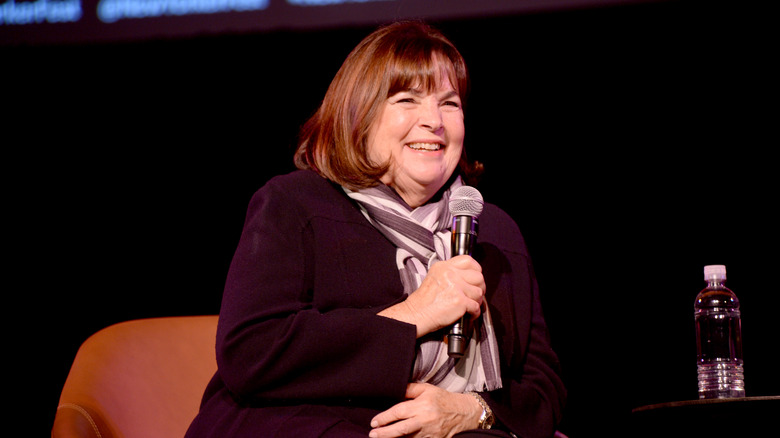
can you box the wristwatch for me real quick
[466,392,495,429]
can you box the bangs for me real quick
[385,45,468,105]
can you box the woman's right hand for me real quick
[378,255,486,338]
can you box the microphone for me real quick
[447,185,484,358]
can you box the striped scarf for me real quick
[344,177,502,393]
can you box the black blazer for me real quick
[185,170,565,438]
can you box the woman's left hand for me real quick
[369,383,482,438]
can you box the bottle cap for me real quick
[704,264,727,281]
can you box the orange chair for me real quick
[53,315,570,438]
[52,315,218,438]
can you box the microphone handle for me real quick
[448,216,478,358]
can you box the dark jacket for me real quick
[185,170,565,438]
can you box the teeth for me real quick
[407,143,442,151]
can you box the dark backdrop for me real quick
[6,1,777,436]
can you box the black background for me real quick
[6,0,778,436]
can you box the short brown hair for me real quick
[294,21,482,189]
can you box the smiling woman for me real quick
[368,77,465,208]
[293,21,479,192]
[184,21,566,438]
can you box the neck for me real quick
[392,186,433,209]
[382,173,459,209]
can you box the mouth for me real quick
[406,142,443,151]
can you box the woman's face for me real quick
[367,76,465,208]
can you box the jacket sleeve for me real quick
[477,208,567,438]
[214,177,417,404]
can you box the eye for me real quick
[390,90,422,105]
[441,98,462,110]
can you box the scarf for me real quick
[344,177,502,393]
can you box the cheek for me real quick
[451,115,465,139]
[367,109,407,164]
[366,126,390,165]
[447,120,465,166]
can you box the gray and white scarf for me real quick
[344,177,502,393]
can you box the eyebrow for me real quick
[402,88,460,100]
[439,90,460,100]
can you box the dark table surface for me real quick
[631,396,780,437]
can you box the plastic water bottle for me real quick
[694,264,745,399]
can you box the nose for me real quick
[419,99,443,132]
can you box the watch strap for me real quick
[465,391,494,429]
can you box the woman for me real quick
[185,21,565,438]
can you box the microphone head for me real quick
[449,186,484,217]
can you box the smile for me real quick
[406,142,443,151]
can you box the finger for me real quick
[466,298,482,318]
[449,254,482,271]
[405,382,431,399]
[369,418,420,438]
[459,269,486,291]
[370,400,412,429]
[372,383,432,430]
